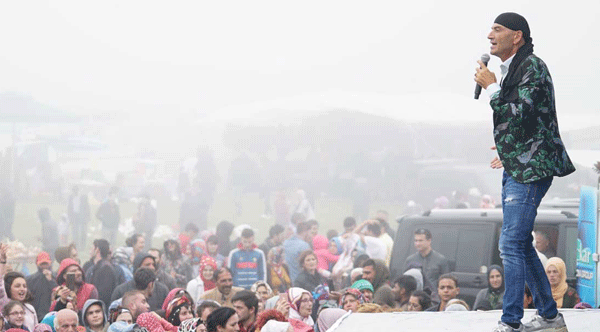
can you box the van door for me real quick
[449,223,497,307]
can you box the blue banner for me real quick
[577,186,599,307]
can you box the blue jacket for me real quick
[283,235,311,283]
[228,243,267,289]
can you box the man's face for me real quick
[200,307,216,322]
[241,236,254,250]
[414,234,431,254]
[85,304,104,328]
[273,233,285,246]
[438,278,459,303]
[362,265,375,283]
[535,233,549,252]
[65,266,83,285]
[140,257,156,271]
[38,262,51,271]
[57,314,78,332]
[217,271,233,295]
[91,246,99,259]
[392,283,404,301]
[134,237,145,252]
[131,294,150,318]
[70,248,78,261]
[207,242,218,254]
[233,300,253,324]
[148,250,161,266]
[309,225,318,238]
[488,23,521,61]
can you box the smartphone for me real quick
[66,273,76,291]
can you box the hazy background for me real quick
[1,1,599,253]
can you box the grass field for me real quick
[11,192,406,263]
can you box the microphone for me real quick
[474,53,491,99]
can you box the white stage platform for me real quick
[328,309,600,331]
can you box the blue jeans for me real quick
[500,171,557,325]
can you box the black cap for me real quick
[494,12,531,42]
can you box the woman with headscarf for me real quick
[162,289,195,313]
[473,265,505,310]
[178,318,206,332]
[251,282,273,303]
[294,251,325,294]
[166,297,195,327]
[285,288,314,326]
[338,289,364,312]
[349,280,373,303]
[188,240,207,278]
[136,312,177,332]
[109,307,133,324]
[545,257,580,308]
[266,247,291,295]
[315,308,347,332]
[250,281,273,314]
[254,309,287,332]
[187,256,217,303]
[162,240,194,288]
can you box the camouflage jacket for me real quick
[490,54,575,183]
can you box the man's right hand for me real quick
[490,146,503,169]
[57,286,71,303]
[43,269,53,281]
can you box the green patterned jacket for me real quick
[490,54,575,183]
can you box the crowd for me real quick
[0,184,589,332]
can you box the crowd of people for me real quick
[0,189,588,332]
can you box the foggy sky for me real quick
[1,1,599,130]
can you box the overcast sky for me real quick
[1,1,599,130]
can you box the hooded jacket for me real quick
[51,258,99,312]
[82,299,109,332]
[227,243,266,289]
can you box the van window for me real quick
[415,223,493,274]
[563,226,578,278]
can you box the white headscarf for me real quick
[261,320,291,332]
[404,268,424,291]
[286,287,315,326]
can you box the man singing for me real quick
[474,13,575,332]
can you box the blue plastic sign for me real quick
[576,186,599,307]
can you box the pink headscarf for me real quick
[136,312,177,332]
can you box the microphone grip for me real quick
[474,60,490,99]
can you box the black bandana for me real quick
[494,12,531,43]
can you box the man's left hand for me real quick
[475,60,497,89]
